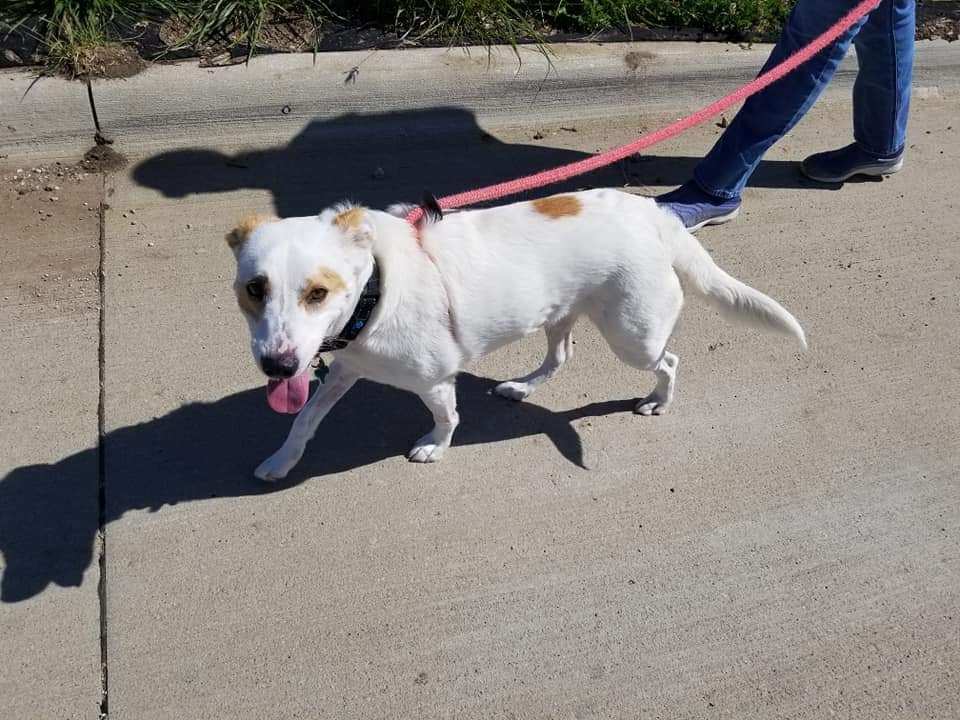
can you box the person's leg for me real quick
[658,0,867,230]
[854,0,914,155]
[801,0,914,181]
[694,0,866,199]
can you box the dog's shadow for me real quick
[0,373,634,603]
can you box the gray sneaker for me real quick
[655,181,742,232]
[801,143,904,183]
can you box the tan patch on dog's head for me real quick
[299,267,346,309]
[226,213,274,250]
[235,275,269,318]
[332,206,365,232]
[532,195,582,219]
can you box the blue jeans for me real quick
[694,0,915,200]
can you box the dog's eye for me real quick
[307,287,328,304]
[246,278,266,301]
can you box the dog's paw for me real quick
[407,435,447,463]
[634,394,670,416]
[254,449,300,482]
[494,381,532,402]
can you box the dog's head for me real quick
[226,205,375,384]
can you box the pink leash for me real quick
[406,0,880,227]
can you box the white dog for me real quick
[226,189,806,481]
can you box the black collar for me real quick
[317,258,380,353]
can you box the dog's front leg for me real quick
[255,363,358,481]
[408,377,459,463]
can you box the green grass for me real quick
[171,1,548,57]
[548,0,793,39]
[385,1,546,49]
[174,1,338,60]
[1,1,172,76]
[1,0,796,76]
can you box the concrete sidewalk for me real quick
[2,40,959,719]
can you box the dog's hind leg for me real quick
[590,270,682,415]
[634,350,678,416]
[254,363,358,481]
[494,317,576,402]
[409,377,459,463]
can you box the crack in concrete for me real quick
[86,80,113,148]
[96,176,109,719]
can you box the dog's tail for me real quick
[664,220,807,349]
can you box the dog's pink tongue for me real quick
[266,371,311,414]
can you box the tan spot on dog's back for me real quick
[299,267,346,309]
[532,195,582,219]
[226,213,275,249]
[333,206,365,231]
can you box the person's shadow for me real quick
[0,374,636,603]
[130,105,837,215]
[132,105,632,215]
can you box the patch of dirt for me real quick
[156,13,356,66]
[2,162,92,196]
[252,15,320,52]
[918,0,960,41]
[0,161,101,320]
[0,33,147,78]
[81,145,127,174]
[73,43,147,80]
[624,50,656,72]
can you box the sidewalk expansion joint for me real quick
[97,176,110,719]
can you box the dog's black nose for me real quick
[261,352,299,378]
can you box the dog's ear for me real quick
[226,214,273,256]
[331,206,374,247]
